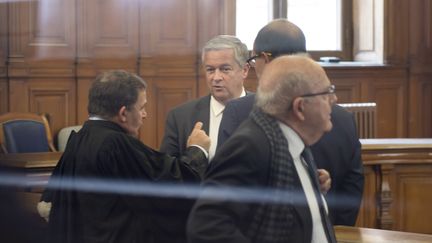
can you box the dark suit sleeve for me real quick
[188,124,269,243]
[331,111,364,226]
[332,124,364,225]
[160,110,182,157]
[217,102,240,149]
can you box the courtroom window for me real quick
[236,0,352,60]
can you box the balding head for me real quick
[256,55,327,117]
[253,19,306,57]
[256,55,337,145]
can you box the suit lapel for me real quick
[194,95,211,134]
[195,92,252,135]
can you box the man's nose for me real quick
[213,69,223,81]
[330,93,338,104]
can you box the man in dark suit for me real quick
[217,19,364,226]
[188,56,338,243]
[160,35,250,160]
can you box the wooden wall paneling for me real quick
[362,141,432,233]
[408,74,432,137]
[366,77,407,138]
[408,0,432,69]
[378,163,395,230]
[355,165,379,228]
[140,0,197,57]
[139,0,200,146]
[330,78,362,104]
[407,0,432,138]
[0,2,7,114]
[8,78,76,140]
[8,0,76,67]
[384,0,410,65]
[324,67,365,103]
[143,78,197,149]
[76,78,92,124]
[393,165,432,234]
[76,0,140,124]
[197,0,235,50]
[0,80,6,114]
[138,58,199,147]
[76,0,139,66]
[7,0,77,135]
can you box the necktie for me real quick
[302,147,337,243]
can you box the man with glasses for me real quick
[188,55,338,243]
[217,19,364,226]
[160,35,251,161]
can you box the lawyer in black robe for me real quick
[41,70,209,243]
[47,120,207,243]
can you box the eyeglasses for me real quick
[300,84,336,98]
[246,52,272,67]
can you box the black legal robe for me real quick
[45,120,207,243]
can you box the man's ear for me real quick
[263,53,272,64]
[241,63,250,79]
[292,97,306,121]
[118,106,128,123]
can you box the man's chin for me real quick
[325,122,333,132]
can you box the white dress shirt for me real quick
[208,89,246,161]
[278,122,329,243]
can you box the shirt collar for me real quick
[278,121,305,159]
[210,88,246,117]
[88,115,106,121]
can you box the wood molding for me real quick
[355,165,378,228]
[9,78,77,135]
[408,74,432,137]
[8,0,76,65]
[394,166,432,233]
[77,0,139,61]
[140,0,197,57]
[0,79,7,114]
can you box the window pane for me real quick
[236,0,273,49]
[287,0,341,51]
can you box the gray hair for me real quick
[202,35,249,67]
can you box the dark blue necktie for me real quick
[302,147,337,243]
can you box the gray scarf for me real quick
[245,108,296,243]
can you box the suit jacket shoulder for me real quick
[217,94,256,149]
[160,95,211,157]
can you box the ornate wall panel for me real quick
[384,0,410,65]
[9,78,76,136]
[409,74,432,137]
[407,0,432,137]
[140,78,196,148]
[140,0,197,57]
[0,81,7,114]
[394,165,432,233]
[0,2,8,114]
[355,165,378,228]
[367,79,406,137]
[154,79,196,147]
[8,0,76,67]
[77,0,139,69]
